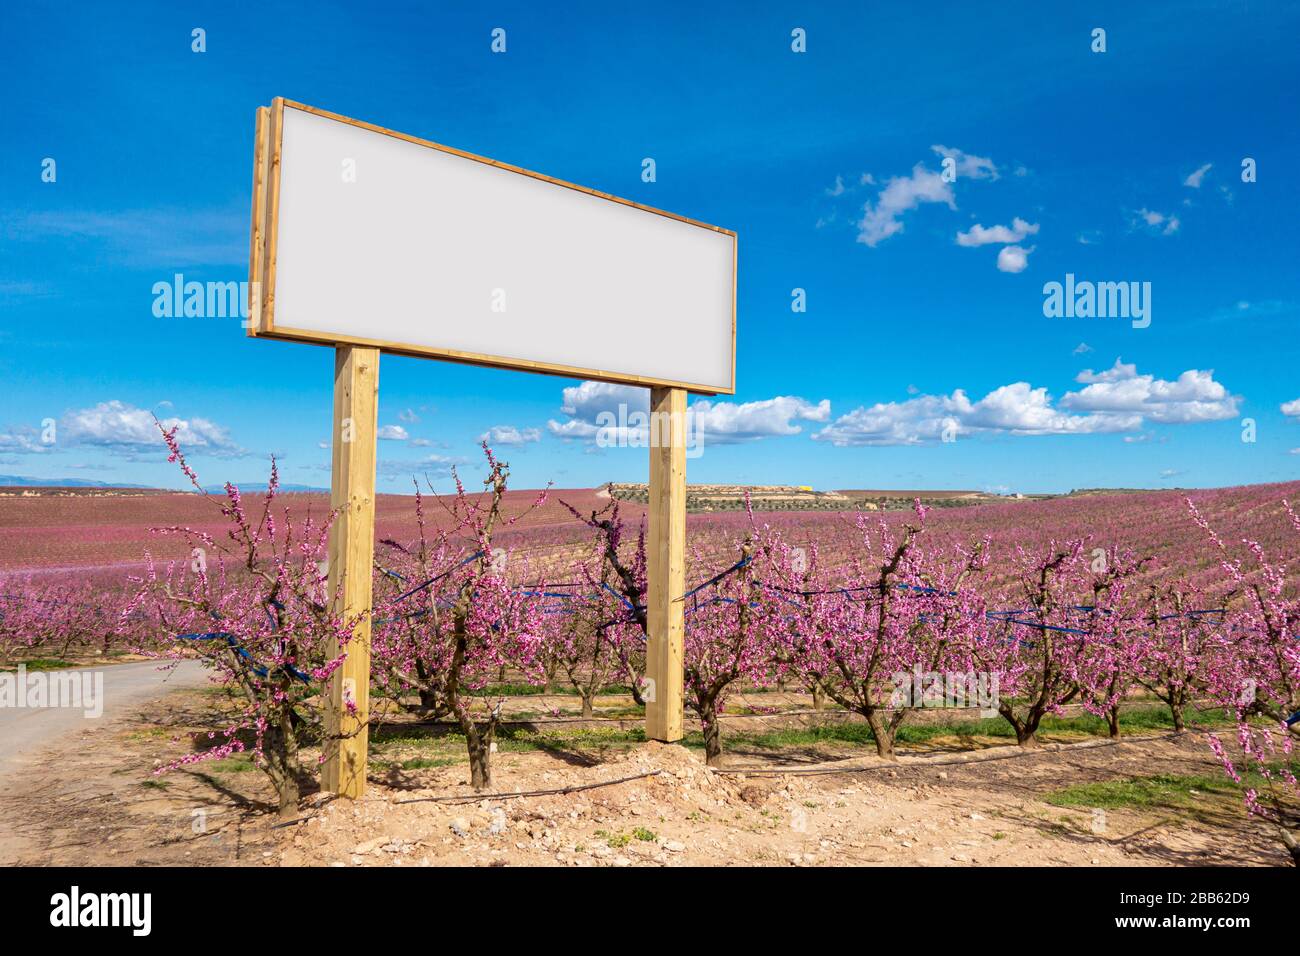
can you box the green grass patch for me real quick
[478,683,634,697]
[698,704,1231,753]
[205,753,257,773]
[595,829,632,848]
[358,701,1236,769]
[1046,773,1238,811]
[1046,761,1300,814]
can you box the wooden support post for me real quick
[646,386,687,742]
[322,345,380,797]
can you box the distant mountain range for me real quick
[0,474,151,488]
[203,483,330,494]
[0,474,328,493]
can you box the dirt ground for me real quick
[0,686,1292,868]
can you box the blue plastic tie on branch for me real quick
[386,550,484,607]
[599,581,644,614]
[678,554,751,603]
[176,631,313,683]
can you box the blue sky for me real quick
[2,0,1297,494]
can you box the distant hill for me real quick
[0,475,150,489]
[1067,487,1165,496]
[201,483,330,494]
[0,475,330,496]
[604,483,1034,513]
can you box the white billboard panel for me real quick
[250,100,736,394]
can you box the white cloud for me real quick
[547,381,830,446]
[955,218,1039,247]
[0,400,244,459]
[547,419,602,441]
[1183,163,1213,188]
[0,430,51,454]
[64,400,239,452]
[376,453,462,480]
[398,408,420,424]
[1134,208,1180,236]
[689,396,831,443]
[481,425,541,447]
[1062,359,1239,423]
[1282,398,1300,418]
[557,381,647,420]
[813,383,1140,447]
[826,175,847,197]
[929,145,999,181]
[851,147,1000,248]
[814,361,1238,447]
[1073,342,1094,355]
[1074,359,1138,384]
[377,424,409,441]
[996,244,1034,273]
[856,164,955,247]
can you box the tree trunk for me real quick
[1106,705,1121,739]
[581,693,594,719]
[266,714,301,818]
[276,773,300,818]
[865,708,896,760]
[1170,700,1185,733]
[629,674,645,707]
[701,699,723,766]
[1002,700,1042,748]
[459,711,496,790]
[415,660,440,712]
[811,681,825,711]
[465,727,492,790]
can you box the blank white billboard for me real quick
[250,100,736,394]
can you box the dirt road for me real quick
[0,660,207,785]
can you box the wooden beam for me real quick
[322,345,380,797]
[646,386,687,741]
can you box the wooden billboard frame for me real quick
[249,97,737,396]
[248,99,735,798]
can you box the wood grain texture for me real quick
[246,106,271,334]
[645,386,687,742]
[321,345,380,797]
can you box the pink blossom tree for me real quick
[790,504,933,759]
[369,445,547,789]
[131,426,351,816]
[1190,498,1299,863]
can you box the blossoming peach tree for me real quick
[130,426,351,816]
[369,445,548,789]
[1190,498,1299,863]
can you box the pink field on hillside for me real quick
[2,480,1298,599]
